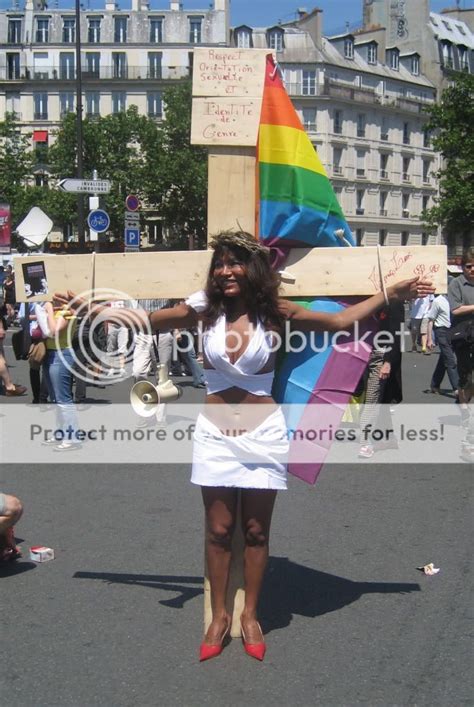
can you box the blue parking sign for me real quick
[124,227,140,247]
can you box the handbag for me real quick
[449,318,474,345]
[27,341,46,369]
[30,324,44,342]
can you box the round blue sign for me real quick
[87,209,110,233]
[125,194,140,212]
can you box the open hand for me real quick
[53,290,85,311]
[388,277,435,302]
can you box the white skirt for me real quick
[191,408,289,490]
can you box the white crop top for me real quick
[185,290,275,396]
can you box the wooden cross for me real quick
[13,48,447,639]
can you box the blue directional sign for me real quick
[124,227,140,247]
[87,209,110,233]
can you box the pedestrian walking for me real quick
[426,293,459,395]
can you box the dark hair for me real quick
[203,231,284,331]
[461,247,474,266]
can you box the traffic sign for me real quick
[124,211,140,224]
[58,178,111,194]
[124,227,140,247]
[87,209,110,233]
[125,194,140,211]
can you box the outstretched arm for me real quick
[53,291,198,331]
[279,277,435,333]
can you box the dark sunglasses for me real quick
[464,264,474,270]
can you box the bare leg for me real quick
[240,489,277,642]
[201,486,238,644]
[0,494,23,534]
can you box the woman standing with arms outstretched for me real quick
[56,231,434,661]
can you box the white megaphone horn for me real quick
[130,364,182,417]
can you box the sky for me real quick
[0,0,466,32]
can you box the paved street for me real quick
[1,336,472,706]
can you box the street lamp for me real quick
[75,0,85,249]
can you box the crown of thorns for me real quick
[209,231,270,256]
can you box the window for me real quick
[112,91,126,114]
[459,46,468,71]
[423,129,431,148]
[442,20,451,31]
[401,231,409,245]
[368,43,377,64]
[302,107,316,132]
[85,53,100,78]
[8,19,22,44]
[112,52,127,79]
[356,149,366,177]
[379,229,387,245]
[189,17,202,44]
[403,122,410,145]
[88,18,101,43]
[344,38,354,59]
[59,91,74,116]
[147,91,162,118]
[422,160,430,183]
[389,49,399,70]
[380,117,388,141]
[380,191,387,216]
[33,91,48,120]
[380,152,389,179]
[35,18,49,43]
[85,91,100,116]
[302,70,316,96]
[333,147,343,175]
[148,52,162,79]
[114,17,127,43]
[422,195,429,213]
[402,156,411,181]
[147,221,163,245]
[59,53,75,80]
[150,18,163,43]
[6,54,20,80]
[356,189,364,215]
[268,29,284,51]
[457,24,466,36]
[356,229,363,246]
[334,110,343,134]
[34,173,49,188]
[402,193,410,217]
[62,18,75,43]
[411,55,420,75]
[236,28,252,48]
[441,42,453,67]
[357,113,366,138]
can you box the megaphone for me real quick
[130,364,182,417]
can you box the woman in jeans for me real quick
[43,302,80,451]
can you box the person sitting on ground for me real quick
[0,492,23,562]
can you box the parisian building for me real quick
[0,1,471,250]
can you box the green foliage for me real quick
[423,72,474,244]
[1,84,209,247]
[142,81,208,248]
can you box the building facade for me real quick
[233,8,439,247]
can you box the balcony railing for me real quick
[0,65,190,81]
[355,207,365,215]
[423,177,431,185]
[333,166,343,175]
[381,132,389,141]
[285,82,319,97]
[356,168,366,177]
[402,209,410,218]
[357,129,366,137]
[322,79,381,105]
[380,209,388,216]
[380,170,389,179]
[402,173,411,182]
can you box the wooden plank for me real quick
[13,245,447,302]
[13,254,93,303]
[207,149,256,238]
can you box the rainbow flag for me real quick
[257,55,372,484]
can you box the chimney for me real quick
[106,0,117,9]
[296,8,322,49]
[170,1,180,10]
[297,7,307,19]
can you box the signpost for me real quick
[87,209,110,233]
[125,194,140,212]
[124,227,140,249]
[58,178,111,194]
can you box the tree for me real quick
[141,81,208,249]
[0,113,33,225]
[423,72,474,247]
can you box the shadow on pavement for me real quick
[0,560,37,577]
[73,571,204,607]
[74,558,420,631]
[260,556,421,634]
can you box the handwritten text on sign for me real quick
[190,98,262,146]
[192,48,267,97]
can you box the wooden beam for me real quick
[13,245,447,302]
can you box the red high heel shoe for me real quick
[199,621,230,662]
[240,621,266,661]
